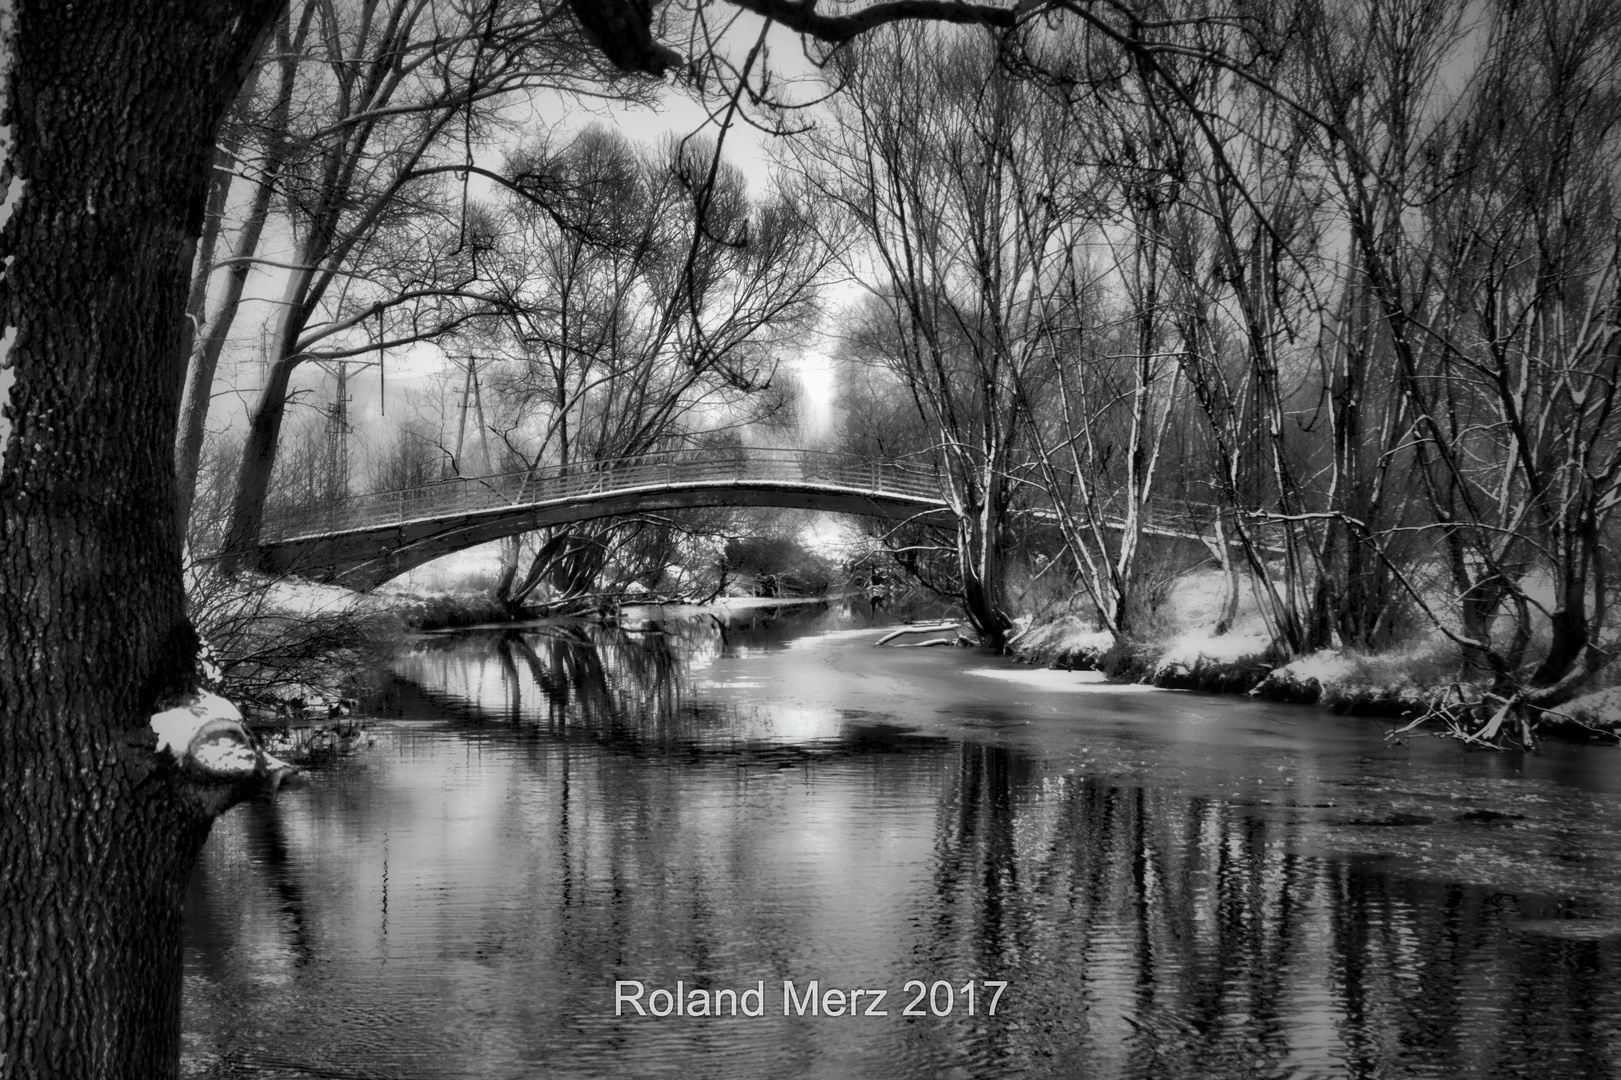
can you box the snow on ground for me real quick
[1553,687,1621,731]
[1012,614,1112,667]
[1157,569,1272,638]
[1148,629,1275,691]
[258,575,368,616]
[1156,630,1273,667]
[1250,640,1478,708]
[1275,650,1359,684]
[969,668,1166,694]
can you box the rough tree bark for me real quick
[0,2,284,1077]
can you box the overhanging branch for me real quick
[723,0,1017,42]
[570,0,1019,75]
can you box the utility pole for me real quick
[453,355,473,478]
[452,354,494,477]
[324,361,351,504]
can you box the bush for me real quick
[186,567,403,717]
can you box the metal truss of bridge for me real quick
[256,449,952,590]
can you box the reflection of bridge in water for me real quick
[256,447,1225,590]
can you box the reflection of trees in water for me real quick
[227,630,1621,1077]
[929,744,1621,1076]
[620,601,835,659]
[392,612,850,749]
[930,744,1033,971]
[391,625,681,742]
[237,800,317,967]
[501,625,696,745]
[186,800,318,970]
[390,603,861,725]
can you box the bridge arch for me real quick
[255,450,951,590]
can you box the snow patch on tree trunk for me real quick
[150,691,243,755]
[150,690,297,785]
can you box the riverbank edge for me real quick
[211,576,838,704]
[215,574,1620,740]
[1007,614,1621,739]
[390,587,839,632]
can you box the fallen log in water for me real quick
[876,622,965,646]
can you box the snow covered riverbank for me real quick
[1007,571,1621,740]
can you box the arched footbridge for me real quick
[254,448,1230,590]
[257,449,952,590]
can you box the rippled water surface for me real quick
[184,601,1621,1078]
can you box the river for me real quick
[182,600,1621,1078]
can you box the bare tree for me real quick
[174,4,318,535]
[800,24,1100,643]
[1010,40,1190,642]
[1306,0,1621,723]
[208,0,658,567]
[466,126,830,608]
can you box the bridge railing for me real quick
[261,448,945,540]
[1006,467,1229,542]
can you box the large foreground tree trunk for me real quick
[0,3,281,1077]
